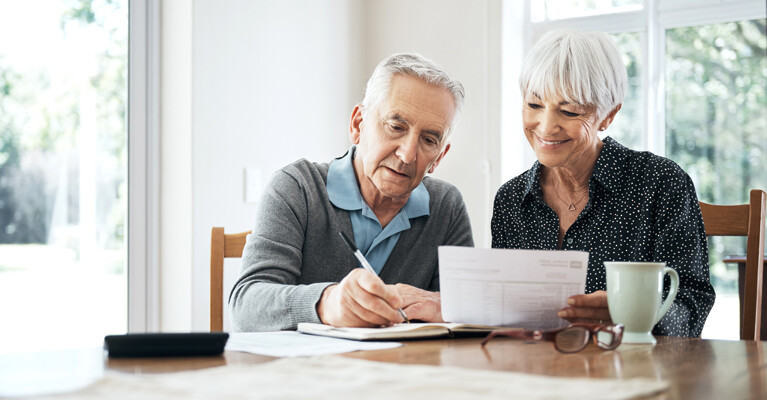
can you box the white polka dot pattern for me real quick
[491,137,715,337]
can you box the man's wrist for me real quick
[316,284,337,324]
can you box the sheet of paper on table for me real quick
[439,246,589,329]
[225,331,401,357]
[28,355,669,400]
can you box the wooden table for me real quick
[2,337,765,399]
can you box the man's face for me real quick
[350,74,455,204]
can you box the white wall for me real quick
[166,0,509,331]
[160,0,193,331]
[361,0,503,249]
[190,0,362,330]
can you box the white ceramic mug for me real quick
[604,262,679,345]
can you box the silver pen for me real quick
[338,231,410,323]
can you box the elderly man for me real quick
[230,53,474,331]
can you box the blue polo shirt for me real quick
[327,146,430,274]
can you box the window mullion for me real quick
[128,0,161,333]
[647,0,666,156]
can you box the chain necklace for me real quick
[552,181,589,212]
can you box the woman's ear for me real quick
[599,104,622,131]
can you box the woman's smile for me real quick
[536,136,571,147]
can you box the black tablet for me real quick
[104,332,229,358]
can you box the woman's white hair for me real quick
[520,29,627,119]
[361,53,465,137]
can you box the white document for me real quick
[439,246,589,329]
[35,356,669,400]
[225,331,401,357]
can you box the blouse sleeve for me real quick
[651,168,715,337]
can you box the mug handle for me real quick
[654,267,680,325]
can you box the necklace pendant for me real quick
[568,203,576,211]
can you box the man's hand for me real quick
[395,284,443,322]
[316,268,406,327]
[557,290,612,324]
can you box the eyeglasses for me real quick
[481,323,624,354]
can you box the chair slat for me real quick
[699,189,766,341]
[699,203,750,236]
[210,228,251,332]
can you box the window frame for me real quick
[128,0,160,333]
[517,0,766,157]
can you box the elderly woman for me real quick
[492,29,715,337]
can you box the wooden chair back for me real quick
[699,189,766,340]
[210,227,251,332]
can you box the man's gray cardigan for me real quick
[229,155,474,332]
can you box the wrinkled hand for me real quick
[395,284,444,322]
[558,290,612,324]
[316,268,406,327]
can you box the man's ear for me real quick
[428,142,451,174]
[349,105,364,144]
[599,104,622,131]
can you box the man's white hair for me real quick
[520,29,627,119]
[361,53,465,138]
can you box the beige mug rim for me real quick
[604,261,667,267]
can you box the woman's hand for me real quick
[558,290,612,324]
[395,284,444,322]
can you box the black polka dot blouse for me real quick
[491,137,715,337]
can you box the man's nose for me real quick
[395,133,418,164]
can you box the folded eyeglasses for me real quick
[481,323,624,354]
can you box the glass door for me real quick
[0,0,128,352]
[665,19,767,339]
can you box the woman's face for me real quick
[522,93,605,170]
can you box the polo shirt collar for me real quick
[327,145,430,219]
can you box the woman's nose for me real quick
[537,109,560,135]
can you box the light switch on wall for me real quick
[244,168,264,203]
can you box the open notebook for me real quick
[297,322,514,341]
